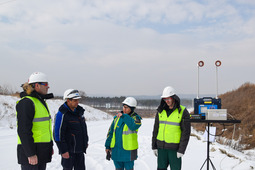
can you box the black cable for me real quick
[205,123,225,137]
[205,116,239,137]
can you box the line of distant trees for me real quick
[80,96,192,109]
[81,96,161,109]
[54,92,163,109]
[81,96,126,107]
[78,96,192,118]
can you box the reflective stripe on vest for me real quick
[17,96,53,144]
[110,116,138,150]
[158,121,180,126]
[33,116,51,122]
[110,118,119,148]
[157,105,185,144]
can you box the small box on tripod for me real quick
[206,109,227,120]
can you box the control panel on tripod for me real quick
[193,97,221,119]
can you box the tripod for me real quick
[185,119,241,170]
[200,123,216,170]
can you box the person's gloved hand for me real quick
[177,152,184,158]
[153,149,158,157]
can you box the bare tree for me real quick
[0,84,16,95]
[79,90,87,97]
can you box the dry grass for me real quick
[219,82,255,149]
[192,82,255,150]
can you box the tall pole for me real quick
[197,61,204,99]
[215,60,221,99]
[197,65,199,99]
[216,66,218,99]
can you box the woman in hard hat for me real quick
[152,86,191,170]
[105,97,142,170]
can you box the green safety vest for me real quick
[157,105,185,144]
[110,115,138,150]
[17,96,53,144]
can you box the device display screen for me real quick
[199,105,218,115]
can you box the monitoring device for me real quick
[194,97,221,118]
[206,109,227,120]
[192,60,223,120]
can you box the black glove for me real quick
[106,150,111,161]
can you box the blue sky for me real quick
[1,0,255,97]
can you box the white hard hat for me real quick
[63,89,81,100]
[28,72,48,84]
[161,86,176,98]
[122,97,137,107]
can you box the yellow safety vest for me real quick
[17,96,53,144]
[157,105,185,144]
[110,115,138,150]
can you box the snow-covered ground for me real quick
[0,95,255,170]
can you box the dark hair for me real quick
[123,104,135,112]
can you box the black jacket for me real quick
[152,95,191,154]
[16,91,54,165]
[53,103,88,154]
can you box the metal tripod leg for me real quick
[200,159,207,170]
[200,158,216,170]
[200,123,216,170]
[209,158,216,170]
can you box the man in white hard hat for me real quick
[53,89,88,170]
[152,86,191,170]
[105,97,142,170]
[16,72,54,170]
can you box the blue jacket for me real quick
[105,112,142,162]
[53,103,88,154]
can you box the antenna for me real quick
[215,60,221,99]
[197,61,204,99]
[193,60,222,119]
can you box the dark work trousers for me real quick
[61,152,85,170]
[21,163,46,170]
[157,148,181,170]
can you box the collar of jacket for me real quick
[121,110,137,117]
[157,94,181,113]
[113,111,138,119]
[129,111,137,117]
[59,102,85,116]
[20,91,54,100]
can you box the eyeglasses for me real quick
[38,82,48,87]
[163,97,172,102]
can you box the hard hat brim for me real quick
[161,94,174,98]
[71,96,81,99]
